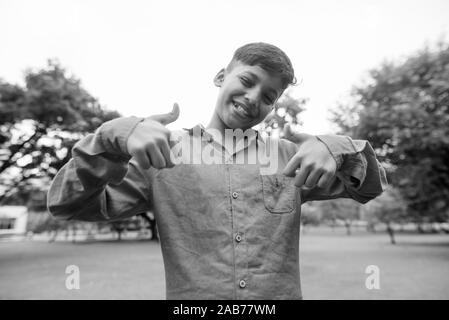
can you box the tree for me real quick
[331,41,449,223]
[316,198,362,235]
[361,187,407,244]
[300,202,321,233]
[139,212,159,241]
[259,91,307,137]
[0,59,121,205]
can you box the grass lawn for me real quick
[299,227,449,299]
[1,227,448,299]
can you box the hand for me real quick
[126,103,180,170]
[282,124,337,189]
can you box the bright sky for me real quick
[1,0,448,134]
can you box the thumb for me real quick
[148,103,180,125]
[283,123,308,144]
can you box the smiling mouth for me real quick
[232,100,255,119]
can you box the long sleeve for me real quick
[301,134,388,204]
[47,116,152,222]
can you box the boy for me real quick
[48,42,387,299]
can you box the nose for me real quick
[244,87,260,108]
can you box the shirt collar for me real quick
[183,124,262,143]
[182,124,265,156]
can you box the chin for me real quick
[229,121,253,130]
[222,119,242,129]
[224,112,252,130]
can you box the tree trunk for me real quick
[417,223,425,234]
[151,222,158,241]
[386,222,396,244]
[139,212,158,241]
[48,230,57,243]
[345,220,351,235]
[72,227,77,243]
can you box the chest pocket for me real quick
[261,174,297,214]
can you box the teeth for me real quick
[233,101,250,117]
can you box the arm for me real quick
[48,102,180,222]
[47,116,152,222]
[301,134,388,204]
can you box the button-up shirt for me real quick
[47,116,387,299]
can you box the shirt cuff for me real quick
[316,134,369,189]
[98,116,144,157]
[316,134,356,169]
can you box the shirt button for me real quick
[232,192,239,199]
[239,280,246,288]
[235,233,242,243]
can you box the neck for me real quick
[206,113,228,133]
[207,114,257,152]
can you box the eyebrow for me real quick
[244,71,279,97]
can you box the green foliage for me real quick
[0,59,121,205]
[331,42,449,221]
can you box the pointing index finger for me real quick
[282,154,302,177]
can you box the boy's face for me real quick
[213,61,284,130]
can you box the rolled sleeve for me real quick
[48,116,150,221]
[317,135,370,188]
[302,134,388,204]
[98,116,144,157]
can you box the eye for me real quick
[263,94,275,105]
[240,77,253,87]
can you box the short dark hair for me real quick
[226,42,296,90]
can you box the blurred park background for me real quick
[1,0,449,299]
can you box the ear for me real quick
[213,68,226,87]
